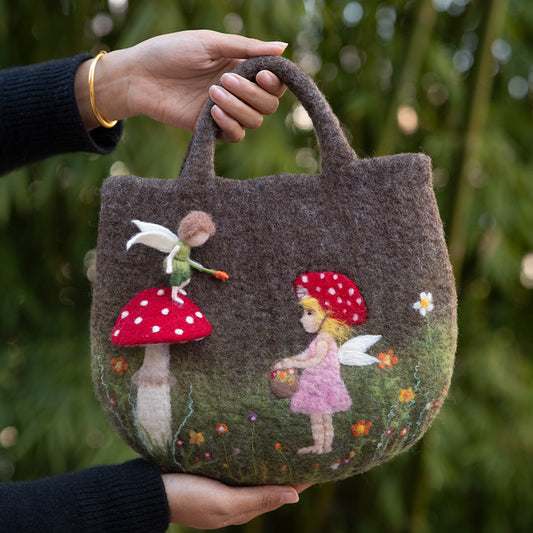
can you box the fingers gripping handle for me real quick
[178,56,356,183]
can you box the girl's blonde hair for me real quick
[300,296,354,345]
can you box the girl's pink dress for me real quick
[290,336,352,415]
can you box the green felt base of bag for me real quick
[90,56,457,485]
[92,316,454,485]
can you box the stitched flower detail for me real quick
[400,428,408,437]
[378,350,398,369]
[189,430,205,445]
[248,413,258,423]
[413,292,434,316]
[110,356,130,376]
[216,423,228,435]
[399,387,416,403]
[351,420,372,437]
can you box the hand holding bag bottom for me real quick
[90,56,457,486]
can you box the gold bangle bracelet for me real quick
[88,51,118,128]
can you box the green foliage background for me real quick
[1,0,533,531]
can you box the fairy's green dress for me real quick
[167,242,192,286]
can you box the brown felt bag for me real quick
[91,56,457,486]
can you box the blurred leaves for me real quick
[1,0,533,532]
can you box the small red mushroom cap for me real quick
[293,271,367,326]
[111,287,212,346]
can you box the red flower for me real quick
[110,356,130,376]
[378,350,398,369]
[216,423,228,435]
[351,420,372,437]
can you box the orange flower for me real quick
[400,427,408,437]
[216,423,228,435]
[275,442,282,451]
[110,356,130,376]
[378,350,398,369]
[351,420,372,437]
[280,465,287,472]
[399,387,416,403]
[189,430,205,445]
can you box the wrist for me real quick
[74,49,130,130]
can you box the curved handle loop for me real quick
[178,56,356,183]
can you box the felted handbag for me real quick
[90,56,457,486]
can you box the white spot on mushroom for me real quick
[152,326,160,333]
[157,289,165,296]
[134,317,142,324]
[347,300,352,306]
[328,288,336,295]
[140,300,148,306]
[161,308,169,315]
[337,297,343,304]
[320,273,325,279]
[316,286,321,292]
[333,274,338,280]
[356,298,362,305]
[121,311,129,319]
[186,316,194,324]
[338,283,343,289]
[195,312,203,318]
[353,314,359,322]
[302,275,309,283]
[114,329,120,336]
[175,329,184,335]
[348,288,355,296]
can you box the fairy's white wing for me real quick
[338,334,382,366]
[126,220,179,252]
[130,220,178,239]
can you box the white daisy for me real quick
[413,292,434,316]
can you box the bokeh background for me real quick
[1,0,533,531]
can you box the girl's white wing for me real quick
[338,335,382,366]
[126,220,179,252]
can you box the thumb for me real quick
[207,32,288,59]
[228,485,299,525]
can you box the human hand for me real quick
[75,30,287,142]
[162,473,311,529]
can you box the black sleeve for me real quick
[0,459,170,533]
[0,53,123,175]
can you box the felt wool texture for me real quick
[90,56,457,486]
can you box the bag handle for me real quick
[178,55,356,183]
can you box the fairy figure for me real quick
[127,211,228,303]
[274,272,381,455]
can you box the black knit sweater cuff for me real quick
[0,53,123,174]
[76,459,170,532]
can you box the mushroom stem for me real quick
[132,343,176,449]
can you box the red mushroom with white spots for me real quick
[111,287,212,448]
[293,271,367,326]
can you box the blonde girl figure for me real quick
[274,272,381,455]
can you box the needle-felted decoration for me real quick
[90,56,457,486]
